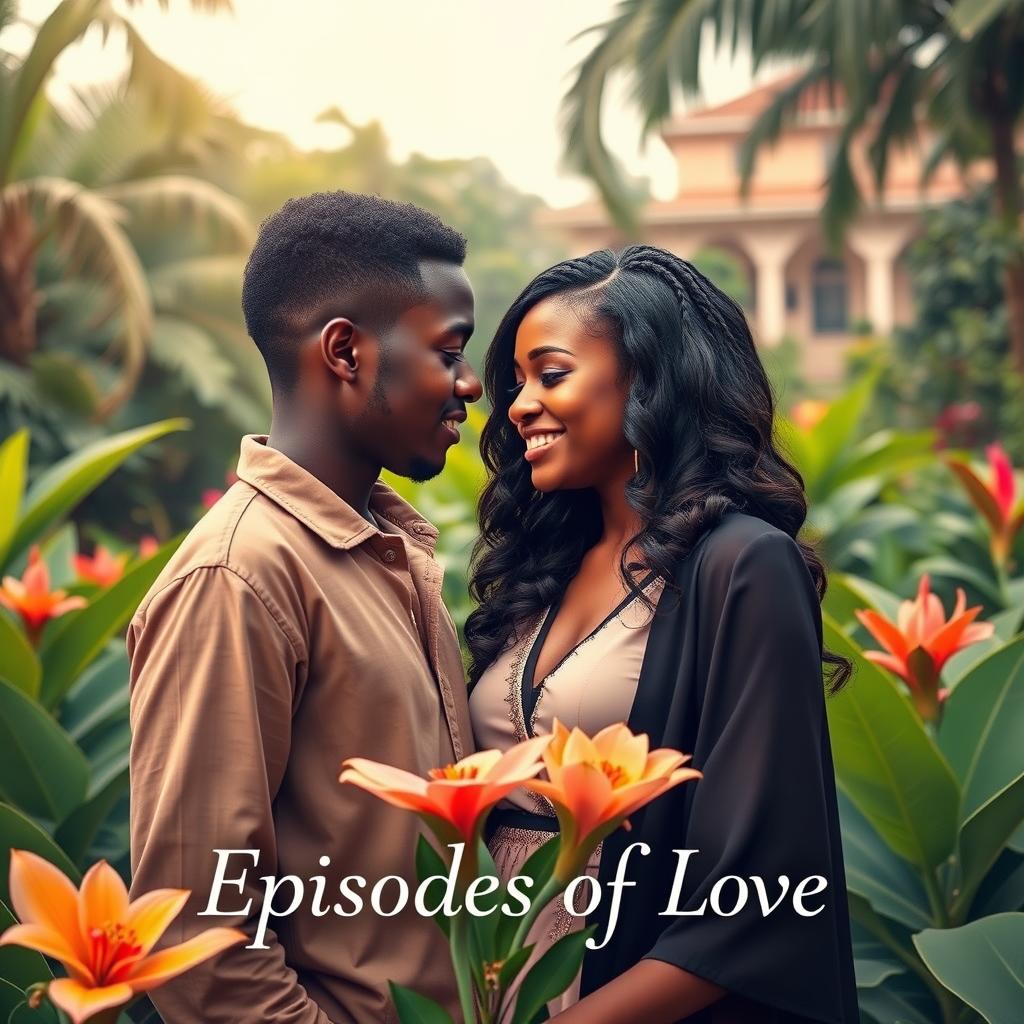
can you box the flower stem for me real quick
[449,912,478,1023]
[509,876,562,952]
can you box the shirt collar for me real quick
[235,435,439,552]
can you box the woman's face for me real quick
[508,295,634,493]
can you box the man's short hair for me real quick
[241,191,467,392]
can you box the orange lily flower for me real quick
[855,575,994,721]
[790,399,830,431]
[340,738,550,850]
[0,850,245,1024]
[0,546,86,643]
[525,720,702,881]
[73,546,129,587]
[947,443,1024,566]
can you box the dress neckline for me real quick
[520,573,658,736]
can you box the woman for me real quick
[465,246,858,1023]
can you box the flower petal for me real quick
[987,443,1016,519]
[855,609,908,659]
[487,736,549,783]
[124,928,246,992]
[48,977,134,1024]
[0,923,93,982]
[339,758,429,796]
[863,650,912,684]
[126,889,189,958]
[79,861,130,937]
[7,850,88,965]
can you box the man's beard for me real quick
[404,456,444,483]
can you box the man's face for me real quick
[357,260,482,481]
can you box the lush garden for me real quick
[1,1,1024,1022]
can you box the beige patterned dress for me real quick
[469,577,664,1017]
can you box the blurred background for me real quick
[1,3,1023,1023]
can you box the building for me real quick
[544,70,976,383]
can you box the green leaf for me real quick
[810,369,879,496]
[5,419,188,569]
[855,968,940,1024]
[911,556,1003,609]
[0,897,53,994]
[39,536,180,709]
[830,429,935,491]
[914,913,1024,1023]
[55,762,129,867]
[511,926,593,1024]
[837,791,932,930]
[387,982,454,1024]
[0,677,88,821]
[495,836,559,957]
[59,644,129,746]
[939,635,1024,820]
[823,573,901,632]
[0,430,28,565]
[823,614,960,871]
[949,0,1020,42]
[0,803,80,908]
[39,524,78,590]
[855,957,905,988]
[957,773,1024,917]
[414,834,451,939]
[0,613,40,698]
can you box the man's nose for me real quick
[455,364,483,403]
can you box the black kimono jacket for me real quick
[579,512,859,1023]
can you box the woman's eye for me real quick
[507,381,525,395]
[540,370,569,387]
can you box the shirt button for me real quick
[382,549,397,563]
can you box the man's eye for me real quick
[441,351,464,367]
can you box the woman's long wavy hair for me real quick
[464,245,851,694]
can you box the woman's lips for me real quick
[524,431,564,462]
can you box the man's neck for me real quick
[266,421,380,523]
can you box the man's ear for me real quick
[320,317,358,382]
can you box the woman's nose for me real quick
[508,386,542,425]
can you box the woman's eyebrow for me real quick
[526,345,574,360]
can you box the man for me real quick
[128,191,482,1022]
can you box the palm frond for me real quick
[8,175,152,418]
[561,0,649,231]
[99,176,254,251]
[0,0,106,184]
[735,61,834,193]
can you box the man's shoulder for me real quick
[132,482,314,625]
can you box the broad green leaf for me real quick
[511,926,594,1024]
[971,851,1024,917]
[810,368,878,496]
[59,643,129,745]
[774,416,820,485]
[0,677,88,821]
[5,419,188,568]
[911,556,1003,609]
[39,536,180,709]
[55,762,128,867]
[956,773,1024,917]
[0,613,40,698]
[855,957,904,988]
[830,429,935,491]
[823,573,901,631]
[0,430,28,564]
[0,803,80,908]
[837,791,931,930]
[939,635,1024,819]
[914,913,1024,1023]
[388,982,454,1024]
[823,615,960,871]
[39,523,78,589]
[950,0,1021,40]
[414,834,452,939]
[0,897,53,995]
[855,968,940,1024]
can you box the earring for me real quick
[634,449,639,474]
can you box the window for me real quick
[812,258,848,333]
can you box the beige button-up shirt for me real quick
[128,435,473,1023]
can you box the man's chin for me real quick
[401,455,445,484]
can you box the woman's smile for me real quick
[524,430,565,460]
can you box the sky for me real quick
[8,0,761,207]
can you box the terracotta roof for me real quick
[668,68,844,126]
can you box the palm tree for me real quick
[562,0,1024,370]
[0,0,257,423]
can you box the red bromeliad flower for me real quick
[73,546,128,587]
[855,575,994,721]
[947,443,1024,567]
[0,546,86,643]
[138,536,160,559]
